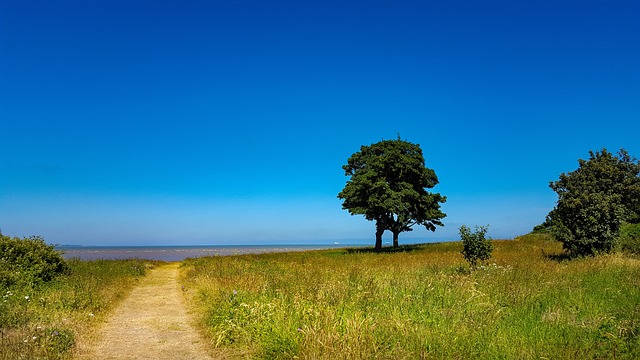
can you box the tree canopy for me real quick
[338,137,446,251]
[546,148,640,256]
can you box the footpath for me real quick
[78,264,212,360]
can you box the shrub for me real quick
[548,192,625,256]
[0,235,67,287]
[546,148,640,256]
[619,222,640,255]
[459,225,493,269]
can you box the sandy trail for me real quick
[79,264,212,360]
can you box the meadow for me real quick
[2,233,638,359]
[0,258,155,360]
[181,234,640,359]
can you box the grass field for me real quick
[2,234,638,359]
[0,259,155,360]
[181,234,640,359]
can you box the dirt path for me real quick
[79,264,213,360]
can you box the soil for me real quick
[77,264,213,360]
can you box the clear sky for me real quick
[1,1,639,246]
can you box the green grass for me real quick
[0,258,156,360]
[181,235,640,359]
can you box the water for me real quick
[57,244,361,261]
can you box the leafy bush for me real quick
[516,232,555,243]
[532,223,550,234]
[0,235,67,287]
[546,148,640,256]
[619,222,640,255]
[459,225,493,269]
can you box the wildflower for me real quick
[25,295,30,301]
[88,313,95,317]
[52,331,59,336]
[32,336,37,340]
[233,290,238,295]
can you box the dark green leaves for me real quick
[338,138,446,249]
[547,148,640,256]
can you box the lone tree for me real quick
[338,137,446,251]
[546,148,640,256]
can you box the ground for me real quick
[77,264,212,360]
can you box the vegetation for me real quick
[181,236,640,359]
[3,142,639,358]
[619,222,640,256]
[1,235,67,287]
[0,235,153,359]
[545,148,640,256]
[459,225,493,269]
[338,137,446,250]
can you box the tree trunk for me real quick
[375,221,384,251]
[393,231,399,247]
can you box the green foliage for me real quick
[547,148,640,256]
[338,137,446,250]
[515,232,555,243]
[532,223,550,234]
[619,222,640,255]
[459,225,493,269]
[0,235,67,287]
[0,258,151,359]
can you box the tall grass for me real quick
[181,235,640,359]
[0,258,154,359]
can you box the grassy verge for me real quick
[0,258,156,359]
[181,235,640,359]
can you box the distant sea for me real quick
[57,244,363,262]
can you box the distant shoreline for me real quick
[57,244,363,261]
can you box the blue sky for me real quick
[1,1,639,246]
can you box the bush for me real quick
[619,222,640,255]
[546,148,640,256]
[0,235,67,287]
[549,192,625,256]
[459,225,493,269]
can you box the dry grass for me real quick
[0,259,154,360]
[77,263,212,360]
[181,235,640,359]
